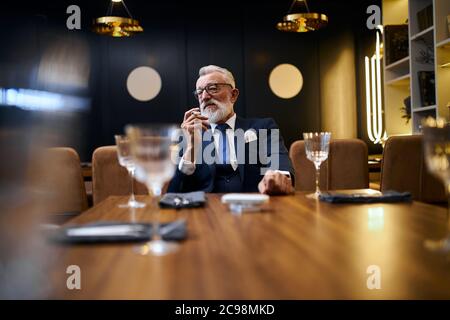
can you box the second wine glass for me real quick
[303,132,331,199]
[115,135,146,208]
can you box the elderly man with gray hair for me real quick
[167,65,294,195]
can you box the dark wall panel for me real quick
[186,10,246,116]
[97,22,188,146]
[244,17,321,148]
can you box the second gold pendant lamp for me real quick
[276,0,328,33]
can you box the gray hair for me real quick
[198,65,236,88]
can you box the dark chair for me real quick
[380,135,446,203]
[289,139,369,191]
[92,146,148,205]
[30,147,89,224]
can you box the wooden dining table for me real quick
[45,191,450,299]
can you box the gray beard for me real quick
[201,99,231,124]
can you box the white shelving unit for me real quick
[410,0,436,132]
[383,0,411,136]
[436,37,450,48]
[386,73,411,86]
[382,0,450,135]
[434,0,450,129]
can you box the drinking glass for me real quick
[115,135,146,208]
[422,118,450,252]
[303,132,331,199]
[126,124,180,256]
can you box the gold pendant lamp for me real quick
[276,0,328,33]
[93,0,143,37]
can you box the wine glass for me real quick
[115,135,146,208]
[125,124,180,256]
[303,132,331,199]
[422,117,450,252]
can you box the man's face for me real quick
[196,72,238,124]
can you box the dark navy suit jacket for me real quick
[167,117,295,193]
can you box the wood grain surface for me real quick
[45,191,450,299]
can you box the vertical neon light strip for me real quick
[365,57,376,142]
[371,55,378,141]
[375,30,383,143]
[365,26,384,144]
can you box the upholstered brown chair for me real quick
[380,135,446,203]
[28,147,89,224]
[289,139,369,191]
[44,147,88,213]
[92,146,148,205]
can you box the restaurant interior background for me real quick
[1,0,450,301]
[0,0,383,161]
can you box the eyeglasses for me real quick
[193,83,233,100]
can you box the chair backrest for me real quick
[92,146,148,205]
[380,135,446,203]
[289,139,369,191]
[36,147,88,214]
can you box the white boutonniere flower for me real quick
[244,130,258,143]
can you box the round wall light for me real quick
[269,63,303,99]
[127,66,162,101]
